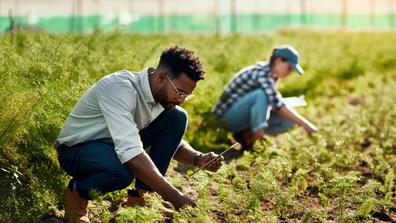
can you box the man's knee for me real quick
[167,106,188,130]
[109,167,134,190]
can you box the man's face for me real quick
[157,72,196,110]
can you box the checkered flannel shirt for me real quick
[212,61,285,118]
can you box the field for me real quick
[0,30,395,222]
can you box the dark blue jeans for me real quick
[58,107,188,200]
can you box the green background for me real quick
[1,14,396,33]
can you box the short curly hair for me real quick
[158,45,205,82]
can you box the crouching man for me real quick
[55,46,223,222]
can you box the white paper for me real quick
[282,95,307,107]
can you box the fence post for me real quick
[391,0,395,30]
[128,0,133,32]
[93,0,100,31]
[0,0,2,33]
[8,9,16,40]
[157,0,164,33]
[213,0,220,34]
[77,0,83,32]
[285,2,290,27]
[341,0,347,29]
[230,0,237,33]
[71,0,75,32]
[13,0,19,29]
[370,0,375,29]
[300,0,306,26]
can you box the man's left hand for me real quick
[197,152,224,172]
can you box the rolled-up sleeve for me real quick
[97,79,145,163]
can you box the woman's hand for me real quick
[303,123,318,135]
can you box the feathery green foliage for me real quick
[0,30,395,222]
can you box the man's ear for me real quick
[157,71,167,82]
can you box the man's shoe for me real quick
[64,183,90,223]
[123,189,146,207]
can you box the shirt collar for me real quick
[260,61,278,82]
[139,68,156,105]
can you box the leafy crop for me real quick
[0,30,395,222]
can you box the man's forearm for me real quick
[173,142,201,166]
[125,152,183,204]
[173,142,224,172]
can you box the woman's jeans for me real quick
[58,107,187,200]
[219,89,294,135]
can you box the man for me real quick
[212,45,317,150]
[56,46,224,222]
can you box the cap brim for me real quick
[292,63,304,75]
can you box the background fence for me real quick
[0,0,395,33]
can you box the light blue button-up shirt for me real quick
[56,68,167,163]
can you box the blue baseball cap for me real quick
[274,45,304,75]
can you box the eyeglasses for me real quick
[166,75,194,101]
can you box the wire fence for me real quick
[0,0,395,33]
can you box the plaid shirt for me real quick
[212,61,285,118]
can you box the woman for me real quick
[212,45,317,150]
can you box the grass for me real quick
[0,30,395,222]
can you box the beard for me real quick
[157,87,178,110]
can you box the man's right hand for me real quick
[126,152,196,211]
[171,193,196,210]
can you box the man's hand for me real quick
[174,142,225,172]
[196,152,224,172]
[172,193,196,210]
[126,153,196,211]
